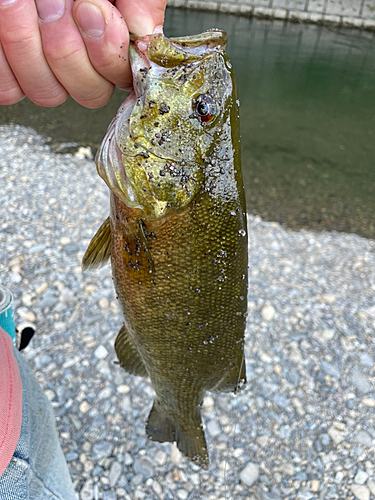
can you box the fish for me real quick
[82,27,248,469]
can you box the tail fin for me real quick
[146,401,209,470]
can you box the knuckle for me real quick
[0,88,24,105]
[43,43,84,70]
[1,27,36,52]
[30,92,68,107]
[76,86,114,109]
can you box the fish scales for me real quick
[83,27,248,469]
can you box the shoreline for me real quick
[167,0,375,31]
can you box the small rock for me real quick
[321,360,340,379]
[310,480,320,492]
[240,462,259,487]
[94,345,108,359]
[44,389,56,401]
[117,384,130,394]
[352,369,372,394]
[109,461,122,487]
[257,435,269,448]
[327,427,344,444]
[79,401,90,414]
[278,463,295,476]
[360,353,374,367]
[154,450,167,466]
[321,294,336,304]
[350,484,370,500]
[356,431,373,448]
[355,470,369,485]
[63,242,80,253]
[177,490,189,500]
[19,310,35,322]
[80,479,94,500]
[362,397,375,407]
[367,480,375,495]
[319,329,335,341]
[133,457,154,479]
[261,305,276,322]
[60,237,71,245]
[99,297,109,309]
[207,419,221,437]
[170,442,182,466]
[93,441,113,459]
[103,493,116,500]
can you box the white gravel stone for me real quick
[261,304,276,321]
[240,462,259,487]
[350,484,370,500]
[207,419,221,437]
[80,479,94,500]
[355,470,369,485]
[109,461,122,487]
[94,345,108,359]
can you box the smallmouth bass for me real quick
[83,27,248,469]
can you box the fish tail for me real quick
[146,401,209,470]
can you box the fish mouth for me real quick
[96,27,228,208]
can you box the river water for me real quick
[1,8,374,238]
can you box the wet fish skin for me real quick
[83,28,248,469]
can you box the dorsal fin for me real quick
[82,217,111,271]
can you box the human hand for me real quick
[0,0,167,108]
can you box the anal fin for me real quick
[115,325,148,378]
[82,217,111,271]
[146,401,209,470]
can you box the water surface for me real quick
[1,9,375,238]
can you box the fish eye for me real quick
[194,94,215,123]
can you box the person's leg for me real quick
[0,348,77,500]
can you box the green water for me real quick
[1,9,375,238]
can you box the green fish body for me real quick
[83,28,248,469]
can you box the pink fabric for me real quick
[0,327,22,476]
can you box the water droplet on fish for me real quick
[238,229,246,237]
[203,340,208,345]
[195,288,200,293]
[230,210,236,216]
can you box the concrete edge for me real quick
[167,0,375,32]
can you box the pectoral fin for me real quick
[82,217,111,271]
[115,325,148,378]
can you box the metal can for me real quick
[0,284,16,346]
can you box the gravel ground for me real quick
[1,125,375,500]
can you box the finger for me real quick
[73,0,132,90]
[36,0,115,108]
[0,42,24,105]
[0,0,68,107]
[115,0,167,37]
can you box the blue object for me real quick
[0,284,16,346]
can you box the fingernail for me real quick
[36,0,65,22]
[0,0,17,7]
[75,2,105,39]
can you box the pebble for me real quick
[133,457,154,479]
[94,345,109,359]
[350,484,370,500]
[356,430,373,448]
[80,479,94,500]
[278,463,295,476]
[92,441,113,459]
[352,369,372,393]
[367,480,375,495]
[103,492,116,500]
[355,470,369,485]
[109,461,122,487]
[310,480,320,492]
[170,443,182,467]
[319,329,335,341]
[154,450,167,466]
[177,490,189,500]
[240,462,259,487]
[207,419,221,437]
[261,305,276,321]
[327,427,344,444]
